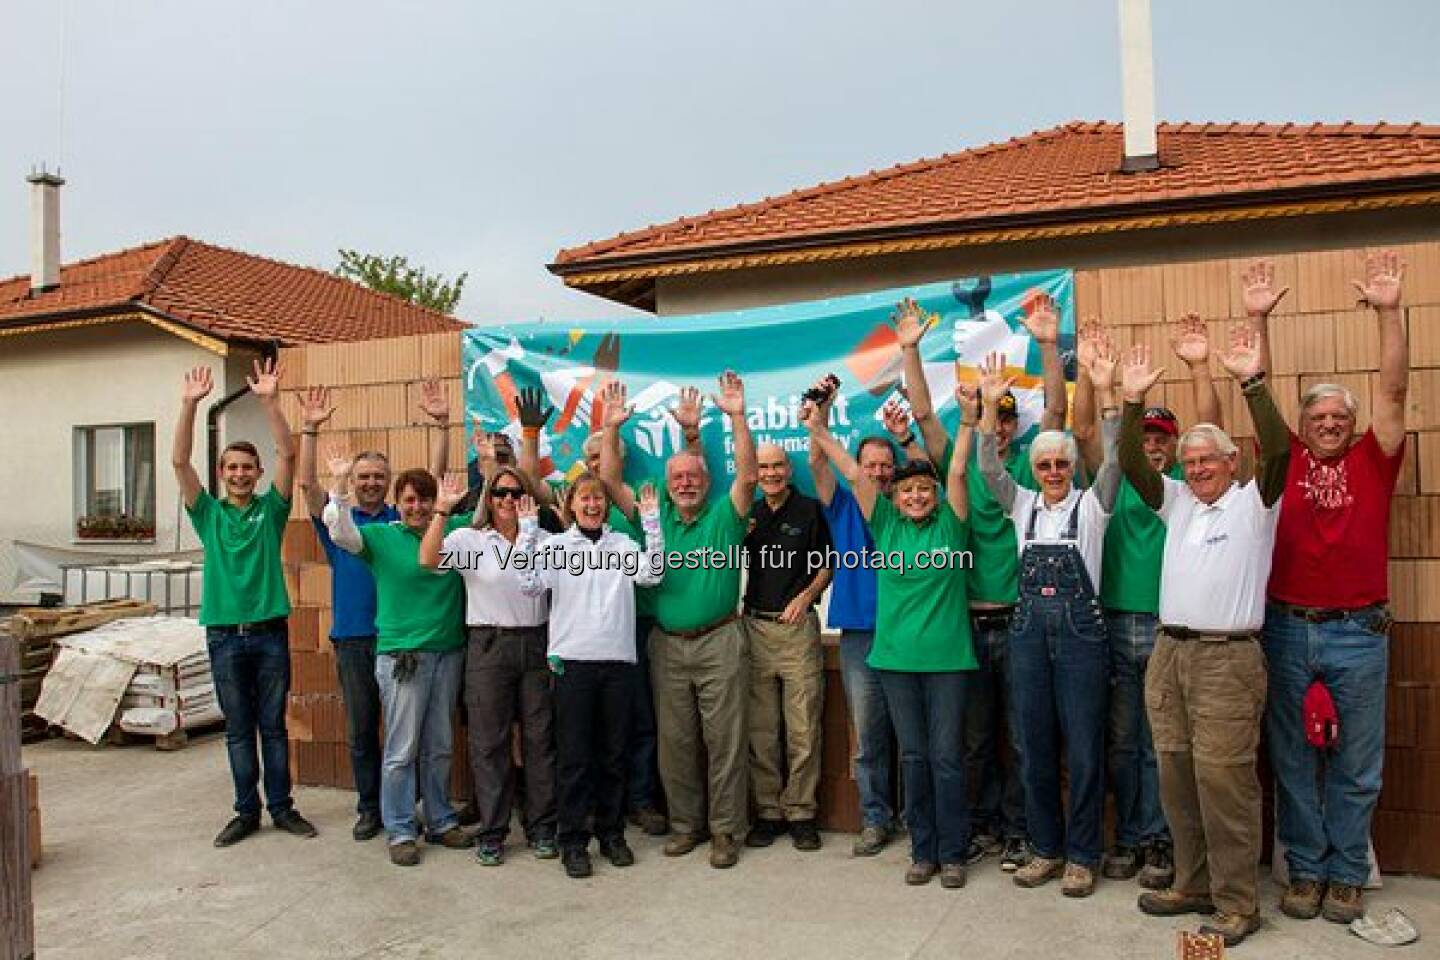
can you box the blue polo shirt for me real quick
[312,504,401,640]
[822,483,878,631]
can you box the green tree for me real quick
[335,249,468,315]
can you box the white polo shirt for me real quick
[1156,477,1282,632]
[440,526,549,628]
[1007,487,1110,593]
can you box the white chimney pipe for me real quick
[28,170,65,291]
[1118,0,1159,172]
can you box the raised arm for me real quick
[515,386,557,506]
[1119,345,1167,510]
[1240,260,1289,379]
[296,386,337,518]
[1071,318,1108,473]
[882,398,930,464]
[172,367,212,508]
[1353,250,1408,455]
[248,357,295,500]
[418,378,453,482]
[1171,313,1223,428]
[321,454,363,554]
[977,351,1019,511]
[632,484,667,588]
[514,495,551,597]
[1084,338,1122,512]
[946,382,979,521]
[597,380,637,518]
[804,377,840,505]
[1021,292,1068,431]
[713,370,759,519]
[419,472,467,570]
[891,298,950,458]
[801,401,877,518]
[669,386,706,458]
[1220,325,1291,507]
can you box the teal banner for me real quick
[463,270,1074,490]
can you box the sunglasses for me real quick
[1035,459,1072,473]
[490,487,525,500]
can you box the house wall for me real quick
[0,318,266,603]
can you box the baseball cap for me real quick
[997,390,1019,420]
[1142,407,1179,436]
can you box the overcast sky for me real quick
[2,1,1436,323]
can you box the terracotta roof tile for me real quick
[554,120,1440,268]
[0,236,465,344]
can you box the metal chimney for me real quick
[1118,0,1160,172]
[27,169,65,292]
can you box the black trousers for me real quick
[555,659,635,850]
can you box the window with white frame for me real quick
[75,423,157,540]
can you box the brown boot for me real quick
[905,861,938,885]
[1322,883,1364,924]
[1014,855,1065,888]
[428,826,476,849]
[1279,879,1325,920]
[709,833,739,869]
[663,832,708,857]
[1061,862,1097,898]
[1198,912,1262,947]
[1138,888,1216,917]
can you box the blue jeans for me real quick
[627,617,660,811]
[376,648,465,844]
[1010,594,1109,868]
[1263,603,1390,887]
[207,623,293,819]
[878,670,970,864]
[838,630,895,829]
[1106,611,1167,848]
[963,617,1027,840]
[334,637,382,817]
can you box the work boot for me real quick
[709,834,739,869]
[562,847,593,879]
[428,826,475,849]
[940,862,968,889]
[599,836,636,868]
[1014,855,1065,888]
[1062,862,1097,898]
[1322,884,1364,924]
[1199,912,1262,947]
[1138,888,1216,916]
[853,824,890,857]
[791,820,822,851]
[745,818,787,848]
[628,807,670,836]
[388,840,420,867]
[1137,838,1175,890]
[213,815,261,848]
[1279,879,1325,920]
[352,812,383,842]
[1103,844,1140,880]
[905,861,938,886]
[272,809,318,839]
[663,832,708,857]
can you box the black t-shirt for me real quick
[743,486,833,612]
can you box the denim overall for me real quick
[1008,496,1110,869]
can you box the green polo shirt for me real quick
[357,515,470,654]
[940,438,1034,605]
[1100,463,1184,614]
[866,496,977,673]
[653,491,745,633]
[186,487,292,627]
[609,504,658,620]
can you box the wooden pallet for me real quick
[103,719,224,752]
[9,599,158,641]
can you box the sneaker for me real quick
[745,818,787,848]
[428,826,475,849]
[972,829,1003,856]
[940,862,968,889]
[1138,888,1216,917]
[628,807,670,836]
[1103,844,1140,880]
[791,820,822,852]
[965,839,987,865]
[709,834,739,869]
[1321,883,1364,924]
[475,839,504,866]
[1198,911,1262,947]
[853,824,890,857]
[531,832,559,860]
[213,815,261,848]
[272,810,318,839]
[1279,879,1325,920]
[388,840,420,867]
[562,847,593,879]
[1062,862,1097,898]
[352,812,383,843]
[1000,837,1030,873]
[599,836,635,868]
[905,861,938,886]
[1137,839,1175,890]
[1014,855,1065,888]
[663,832,708,857]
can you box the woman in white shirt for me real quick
[515,473,665,879]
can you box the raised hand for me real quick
[1351,249,1405,311]
[1121,345,1164,403]
[978,351,1016,408]
[516,386,555,430]
[600,380,633,428]
[417,378,451,423]
[299,385,336,429]
[880,400,911,440]
[711,370,747,417]
[637,482,659,517]
[516,493,539,523]
[954,383,980,425]
[592,332,621,373]
[1241,260,1290,318]
[890,297,931,349]
[1076,317,1106,372]
[1020,291,1060,345]
[324,446,353,481]
[246,357,283,400]
[1220,324,1264,380]
[1170,313,1211,368]
[1085,336,1119,394]
[669,385,703,430]
[182,367,214,403]
[798,399,826,434]
[470,416,497,463]
[436,471,467,512]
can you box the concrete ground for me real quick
[21,735,1438,960]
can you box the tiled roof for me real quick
[553,121,1440,271]
[0,236,466,344]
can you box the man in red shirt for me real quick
[1246,252,1408,925]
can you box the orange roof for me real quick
[552,121,1440,300]
[0,236,466,344]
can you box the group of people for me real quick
[175,253,1411,948]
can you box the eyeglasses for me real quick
[490,487,525,500]
[1034,459,1072,473]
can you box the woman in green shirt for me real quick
[805,383,978,890]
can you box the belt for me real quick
[971,607,1016,630]
[1276,602,1382,624]
[663,612,738,640]
[211,616,288,636]
[1162,625,1259,642]
[744,607,786,622]
[468,624,545,636]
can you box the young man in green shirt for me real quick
[173,360,317,847]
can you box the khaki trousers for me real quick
[650,621,749,836]
[1145,632,1268,917]
[745,612,825,821]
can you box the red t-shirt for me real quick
[1269,429,1403,608]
